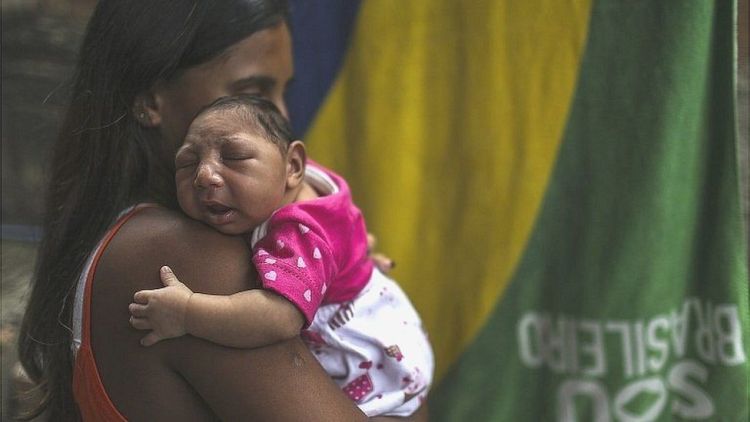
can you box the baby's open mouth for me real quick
[206,203,232,215]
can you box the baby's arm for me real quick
[129,266,304,348]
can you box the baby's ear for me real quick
[285,141,306,189]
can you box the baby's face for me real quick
[175,112,289,235]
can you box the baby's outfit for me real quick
[249,162,433,416]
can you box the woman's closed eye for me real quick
[231,76,274,99]
[239,89,267,99]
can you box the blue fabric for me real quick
[286,0,362,137]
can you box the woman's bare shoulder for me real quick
[101,206,254,295]
[121,206,244,253]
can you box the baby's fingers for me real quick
[133,290,153,304]
[160,266,182,287]
[129,316,152,331]
[129,303,148,318]
[140,332,164,347]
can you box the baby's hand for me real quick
[129,266,194,346]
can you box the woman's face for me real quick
[151,22,293,153]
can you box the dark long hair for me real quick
[17,1,289,419]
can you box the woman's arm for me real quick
[93,207,368,421]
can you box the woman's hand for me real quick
[129,266,194,346]
[367,233,395,273]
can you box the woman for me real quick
[18,1,420,420]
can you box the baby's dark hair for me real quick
[195,94,295,151]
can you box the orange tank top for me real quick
[72,205,153,421]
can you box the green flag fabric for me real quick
[431,2,749,420]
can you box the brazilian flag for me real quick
[287,1,749,420]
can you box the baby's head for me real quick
[175,95,306,235]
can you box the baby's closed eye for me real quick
[175,153,198,169]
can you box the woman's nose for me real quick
[272,96,289,120]
[194,162,224,189]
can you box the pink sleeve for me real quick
[252,218,337,326]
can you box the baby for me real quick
[129,95,433,416]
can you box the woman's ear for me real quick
[132,91,162,128]
[285,141,307,190]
